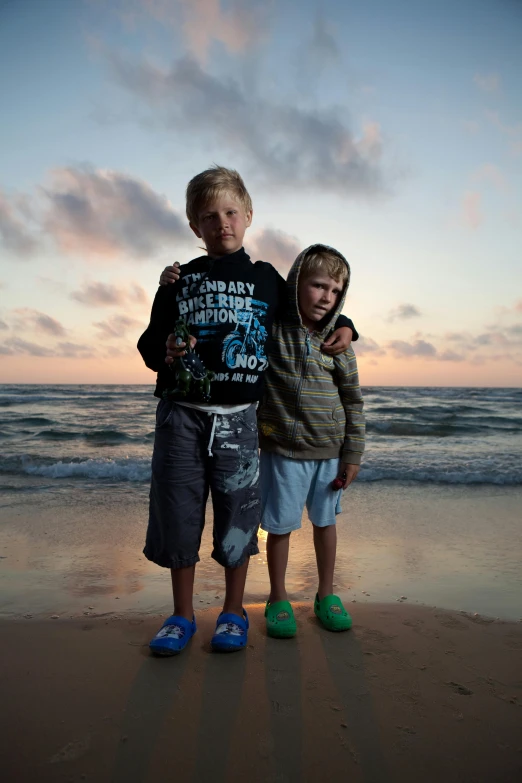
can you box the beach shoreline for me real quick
[2,481,521,622]
[2,602,521,783]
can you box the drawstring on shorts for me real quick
[207,412,218,456]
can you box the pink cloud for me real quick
[247,228,301,278]
[355,336,385,357]
[42,166,189,260]
[386,339,437,358]
[461,191,483,229]
[93,314,144,340]
[0,191,39,257]
[472,164,508,192]
[71,281,150,308]
[135,0,267,63]
[387,303,422,322]
[11,308,67,337]
[108,55,389,196]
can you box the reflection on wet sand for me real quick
[1,482,521,620]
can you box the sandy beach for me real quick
[1,481,522,781]
[1,603,521,783]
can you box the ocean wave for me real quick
[0,455,519,485]
[368,418,521,437]
[84,430,131,443]
[358,467,522,485]
[20,457,151,482]
[15,416,54,426]
[27,429,133,444]
[36,430,82,441]
[0,395,70,406]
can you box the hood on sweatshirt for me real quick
[285,243,351,337]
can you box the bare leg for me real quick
[267,532,291,603]
[171,565,196,621]
[313,524,337,600]
[223,558,250,616]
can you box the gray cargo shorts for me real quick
[144,400,260,570]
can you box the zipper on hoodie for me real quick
[289,330,312,456]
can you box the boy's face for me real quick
[190,191,252,258]
[298,272,344,330]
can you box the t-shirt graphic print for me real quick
[138,248,285,405]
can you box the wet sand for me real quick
[1,481,521,620]
[1,603,521,783]
[1,482,522,781]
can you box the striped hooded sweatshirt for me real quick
[257,245,365,464]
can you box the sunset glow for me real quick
[1,0,521,387]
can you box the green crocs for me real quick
[265,600,297,638]
[314,593,352,632]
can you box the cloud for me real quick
[1,167,191,261]
[116,0,268,63]
[486,111,522,156]
[461,190,483,229]
[2,337,57,358]
[309,14,340,65]
[42,166,189,260]
[386,339,437,358]
[474,72,501,93]
[387,303,422,322]
[444,331,471,342]
[472,164,508,192]
[71,281,150,308]
[108,54,388,197]
[56,342,95,359]
[0,318,8,331]
[0,337,95,359]
[12,308,67,337]
[515,300,522,313]
[93,314,143,339]
[247,228,301,278]
[165,0,267,62]
[437,350,465,362]
[354,336,385,357]
[0,191,39,256]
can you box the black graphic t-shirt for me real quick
[138,247,357,404]
[138,248,286,404]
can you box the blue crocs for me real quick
[149,614,196,656]
[211,609,249,652]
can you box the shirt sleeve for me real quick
[333,314,359,341]
[274,270,290,319]
[333,350,365,464]
[137,285,175,372]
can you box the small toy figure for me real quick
[163,319,215,403]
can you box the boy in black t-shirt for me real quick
[138,165,355,656]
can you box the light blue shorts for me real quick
[260,452,342,534]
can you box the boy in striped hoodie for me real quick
[257,244,365,638]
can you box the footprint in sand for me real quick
[447,681,473,696]
[435,614,468,630]
[49,736,91,763]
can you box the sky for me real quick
[0,0,521,387]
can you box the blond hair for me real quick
[186,165,253,225]
[299,244,349,286]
